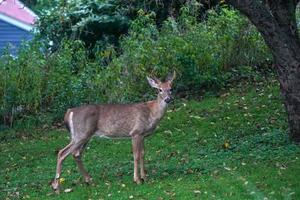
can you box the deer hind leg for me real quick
[51,141,85,192]
[72,142,91,183]
[51,142,74,192]
[132,134,143,184]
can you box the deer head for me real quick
[147,71,176,104]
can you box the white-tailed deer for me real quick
[51,72,176,192]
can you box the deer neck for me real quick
[148,96,168,122]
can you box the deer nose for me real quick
[165,97,173,103]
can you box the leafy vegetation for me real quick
[115,8,271,95]
[0,7,271,127]
[30,0,220,53]
[36,0,129,54]
[1,79,300,199]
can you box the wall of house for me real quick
[0,19,33,56]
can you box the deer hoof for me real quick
[51,179,60,194]
[134,178,142,185]
[84,176,92,184]
[141,173,147,182]
[54,188,60,194]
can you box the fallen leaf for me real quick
[64,188,72,193]
[224,167,231,171]
[59,178,65,184]
[223,142,230,149]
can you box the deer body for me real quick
[51,73,175,193]
[65,100,167,139]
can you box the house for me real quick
[0,0,37,55]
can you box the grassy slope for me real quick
[1,79,300,200]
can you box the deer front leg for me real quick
[132,134,143,184]
[140,138,146,181]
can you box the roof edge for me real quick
[0,13,33,31]
[15,0,38,19]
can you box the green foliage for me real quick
[0,39,126,125]
[0,7,272,127]
[0,41,44,122]
[108,7,271,97]
[37,0,129,53]
[33,0,219,54]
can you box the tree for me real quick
[36,0,129,56]
[226,0,300,142]
[36,0,219,54]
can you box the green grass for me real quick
[1,79,300,199]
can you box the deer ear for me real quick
[166,71,176,83]
[147,76,160,89]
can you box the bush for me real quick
[34,0,221,55]
[37,0,129,55]
[0,39,127,126]
[0,6,272,128]
[106,6,271,97]
[0,41,44,126]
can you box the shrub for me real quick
[105,6,272,98]
[0,6,272,128]
[37,0,129,54]
[0,41,44,126]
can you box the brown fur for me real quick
[51,73,175,193]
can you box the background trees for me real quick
[26,0,220,55]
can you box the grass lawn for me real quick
[1,79,300,199]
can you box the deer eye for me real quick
[159,89,163,92]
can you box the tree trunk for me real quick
[226,0,300,142]
[277,56,300,142]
